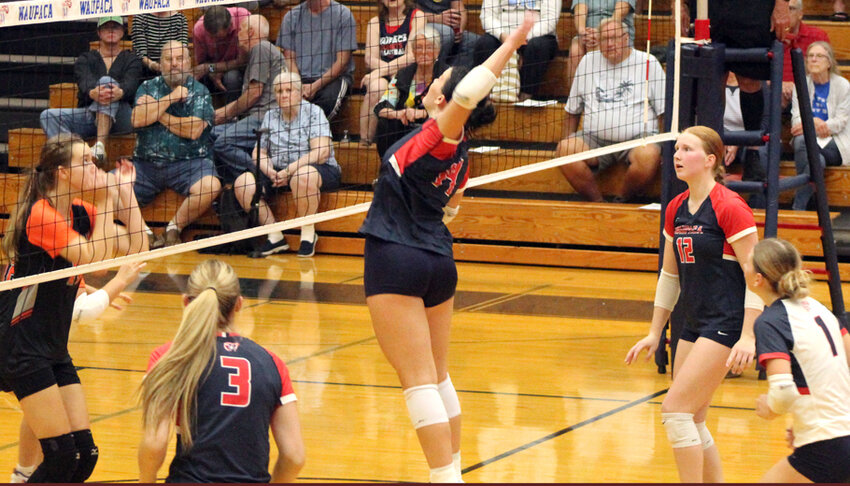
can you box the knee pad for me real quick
[27,433,78,483]
[695,421,714,450]
[403,384,449,429]
[661,412,701,449]
[438,375,461,419]
[70,429,99,482]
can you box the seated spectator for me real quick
[374,26,445,157]
[40,16,142,164]
[416,0,477,66]
[131,41,222,248]
[475,0,560,101]
[212,14,286,183]
[359,0,425,146]
[781,0,829,108]
[192,5,251,103]
[131,10,189,79]
[790,41,850,210]
[233,72,341,258]
[567,0,634,93]
[556,19,665,202]
[276,0,358,119]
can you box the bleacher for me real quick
[1,0,849,278]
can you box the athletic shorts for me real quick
[0,357,81,400]
[256,163,342,197]
[363,235,457,308]
[680,325,740,349]
[708,0,774,80]
[574,131,632,173]
[788,435,850,483]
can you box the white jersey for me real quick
[755,296,850,448]
[565,49,666,142]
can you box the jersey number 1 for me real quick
[814,316,839,357]
[220,356,252,407]
[676,237,695,264]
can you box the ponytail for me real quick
[752,238,811,301]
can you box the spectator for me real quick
[233,71,341,258]
[790,41,850,210]
[131,11,189,79]
[359,0,425,146]
[781,0,829,108]
[567,0,634,93]
[832,0,848,20]
[276,0,358,119]
[212,14,286,184]
[374,26,445,157]
[417,0,477,65]
[475,0,560,101]
[39,16,143,165]
[556,19,665,202]
[131,41,222,248]
[192,5,251,103]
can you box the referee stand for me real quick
[654,39,848,375]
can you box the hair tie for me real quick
[206,286,217,293]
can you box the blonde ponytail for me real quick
[752,238,811,301]
[139,260,241,450]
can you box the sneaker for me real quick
[164,227,181,247]
[92,141,106,165]
[297,234,317,258]
[10,468,31,483]
[249,238,290,258]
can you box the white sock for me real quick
[429,463,459,483]
[267,231,284,244]
[452,452,462,481]
[300,224,315,244]
[167,219,180,233]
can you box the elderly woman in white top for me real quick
[790,41,850,210]
[473,0,561,101]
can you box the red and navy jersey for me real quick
[379,9,418,63]
[0,199,94,377]
[755,297,850,447]
[663,184,757,331]
[147,333,296,483]
[360,118,469,257]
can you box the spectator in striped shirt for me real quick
[131,11,189,79]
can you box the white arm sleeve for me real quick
[73,289,110,322]
[452,66,498,110]
[653,270,680,311]
[745,288,765,311]
[767,373,800,415]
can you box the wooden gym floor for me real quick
[0,252,844,483]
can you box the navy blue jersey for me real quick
[755,297,850,447]
[148,333,296,483]
[663,184,756,332]
[360,118,469,257]
[0,199,94,378]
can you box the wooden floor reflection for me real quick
[1,252,844,482]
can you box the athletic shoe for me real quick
[249,238,290,258]
[10,468,31,483]
[164,227,181,247]
[297,234,317,258]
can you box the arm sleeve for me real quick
[755,316,794,367]
[193,21,207,64]
[309,104,333,140]
[75,53,99,104]
[564,57,586,115]
[26,200,81,258]
[191,85,215,125]
[716,194,757,244]
[120,52,145,103]
[265,348,297,405]
[277,11,293,50]
[338,6,359,52]
[649,55,666,116]
[826,76,850,135]
[177,14,189,46]
[131,15,149,58]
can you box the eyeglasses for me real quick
[600,32,628,43]
[807,53,829,60]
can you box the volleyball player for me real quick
[359,11,536,483]
[0,133,148,483]
[10,262,145,483]
[625,126,764,482]
[138,259,305,482]
[745,238,850,483]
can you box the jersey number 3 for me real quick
[676,237,695,264]
[220,356,252,407]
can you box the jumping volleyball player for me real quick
[746,238,850,483]
[0,133,148,482]
[625,126,764,482]
[138,259,305,482]
[359,10,537,483]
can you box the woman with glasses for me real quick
[790,41,850,210]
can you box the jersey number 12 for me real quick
[220,356,252,407]
[676,237,695,264]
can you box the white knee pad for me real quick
[404,384,449,429]
[661,412,701,449]
[438,375,461,419]
[695,421,714,450]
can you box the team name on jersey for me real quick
[79,0,113,15]
[18,2,52,21]
[380,34,408,46]
[674,224,704,235]
[432,160,463,197]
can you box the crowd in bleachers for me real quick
[29,0,850,258]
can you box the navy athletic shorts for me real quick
[680,326,741,349]
[788,435,850,483]
[364,235,457,308]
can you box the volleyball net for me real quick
[0,0,684,291]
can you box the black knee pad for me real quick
[27,433,78,483]
[70,429,99,482]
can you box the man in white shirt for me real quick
[556,19,665,202]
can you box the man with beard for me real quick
[131,40,222,248]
